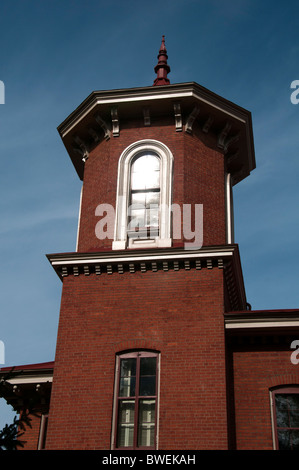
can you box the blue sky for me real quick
[0,0,299,427]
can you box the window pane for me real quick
[291,430,299,449]
[145,192,160,207]
[117,400,135,447]
[132,154,159,172]
[131,172,147,190]
[278,430,290,450]
[121,358,136,377]
[140,357,157,376]
[138,399,156,447]
[119,359,136,397]
[146,155,159,171]
[129,206,160,230]
[139,399,156,423]
[290,410,299,428]
[275,394,290,427]
[131,154,160,190]
[128,209,146,230]
[131,193,146,206]
[278,430,299,450]
[139,358,157,396]
[140,376,156,396]
[288,394,299,410]
[275,394,289,410]
[119,377,136,397]
[145,171,160,190]
[147,209,159,227]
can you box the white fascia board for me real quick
[7,376,53,385]
[94,90,193,104]
[225,320,299,329]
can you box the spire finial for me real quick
[153,35,170,86]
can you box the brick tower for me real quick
[44,37,255,450]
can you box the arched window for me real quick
[271,386,299,450]
[128,152,160,241]
[112,350,160,449]
[112,140,173,250]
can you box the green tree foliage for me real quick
[0,369,38,450]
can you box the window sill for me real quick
[112,238,172,250]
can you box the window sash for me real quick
[115,352,158,449]
[128,153,161,238]
[272,387,299,450]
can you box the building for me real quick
[1,37,299,451]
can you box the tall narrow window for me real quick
[113,140,173,250]
[271,387,299,450]
[128,152,160,241]
[114,351,159,449]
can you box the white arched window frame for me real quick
[112,140,173,250]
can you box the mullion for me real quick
[131,188,160,194]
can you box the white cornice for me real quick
[47,246,235,268]
[59,86,194,138]
[47,245,247,311]
[58,83,248,138]
[57,82,255,184]
[7,375,53,385]
[225,311,299,330]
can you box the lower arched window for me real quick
[112,351,160,449]
[271,386,299,450]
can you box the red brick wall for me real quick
[183,124,226,246]
[45,267,228,450]
[77,119,226,252]
[17,412,41,450]
[230,342,299,450]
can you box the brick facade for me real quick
[2,75,299,451]
[45,265,228,450]
[77,120,226,253]
[17,412,43,450]
[43,97,233,449]
[227,338,299,449]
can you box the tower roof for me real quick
[57,81,255,184]
[153,35,170,86]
